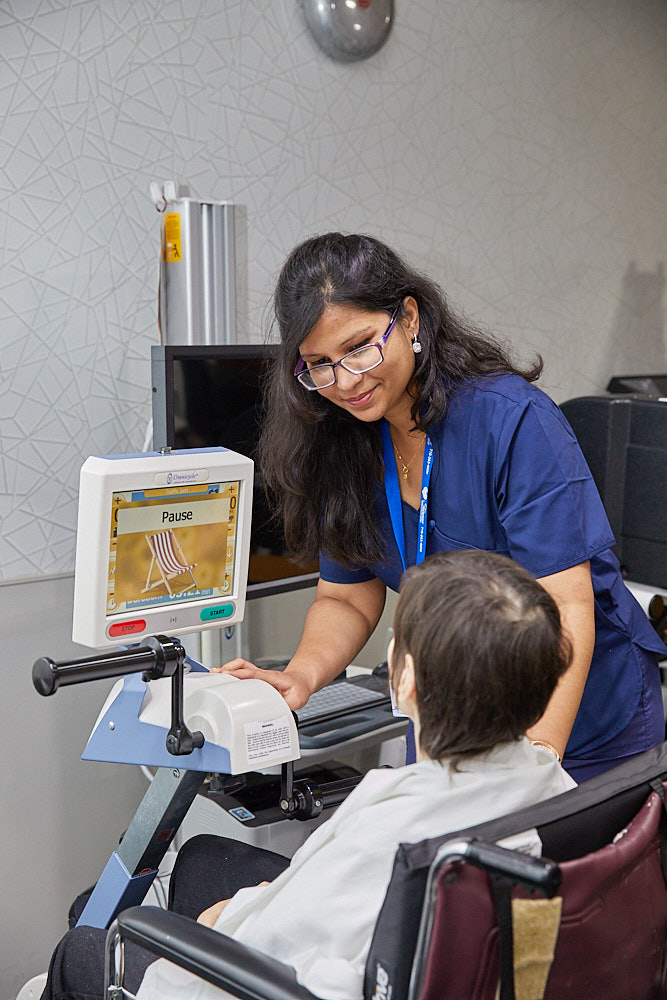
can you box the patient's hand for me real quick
[197,882,271,928]
[212,659,311,710]
[197,898,231,928]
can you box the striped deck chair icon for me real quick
[141,529,198,596]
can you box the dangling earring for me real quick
[412,333,422,354]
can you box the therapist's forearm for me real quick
[286,586,385,697]
[528,564,596,759]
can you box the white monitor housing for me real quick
[72,448,253,648]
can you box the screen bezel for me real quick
[151,344,319,600]
[72,449,255,648]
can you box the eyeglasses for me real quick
[294,306,401,390]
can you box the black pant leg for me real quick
[168,834,290,918]
[39,924,154,1000]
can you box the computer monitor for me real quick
[150,344,319,599]
[72,448,254,648]
[606,374,667,397]
[559,396,667,590]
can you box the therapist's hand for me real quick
[212,659,312,711]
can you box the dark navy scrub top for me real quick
[320,374,664,759]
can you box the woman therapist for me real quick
[221,232,665,781]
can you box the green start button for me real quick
[200,603,235,622]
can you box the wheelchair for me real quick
[107,741,667,1000]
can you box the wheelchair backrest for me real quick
[364,742,667,1000]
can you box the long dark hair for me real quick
[391,550,571,765]
[260,233,542,567]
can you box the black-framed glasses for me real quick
[293,306,401,390]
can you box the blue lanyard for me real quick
[380,420,434,572]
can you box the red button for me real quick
[108,619,147,637]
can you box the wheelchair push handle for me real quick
[439,838,562,897]
[32,634,184,697]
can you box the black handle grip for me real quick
[32,649,155,696]
[464,839,561,896]
[32,636,182,697]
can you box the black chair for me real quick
[106,742,667,1000]
[559,394,667,593]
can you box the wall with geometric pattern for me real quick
[1,2,665,993]
[1,0,665,583]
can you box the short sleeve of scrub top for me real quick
[490,386,616,576]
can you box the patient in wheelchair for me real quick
[42,549,576,1000]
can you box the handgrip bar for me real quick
[33,646,159,697]
[32,634,183,697]
[280,759,364,820]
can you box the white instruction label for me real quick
[244,716,292,763]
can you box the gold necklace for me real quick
[393,439,423,481]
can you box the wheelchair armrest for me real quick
[114,906,320,1000]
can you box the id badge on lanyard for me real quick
[381,420,433,724]
[380,420,433,573]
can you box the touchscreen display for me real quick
[107,481,240,616]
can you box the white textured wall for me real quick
[0,0,665,994]
[0,575,148,997]
[1,0,665,582]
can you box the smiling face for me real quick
[297,299,420,429]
